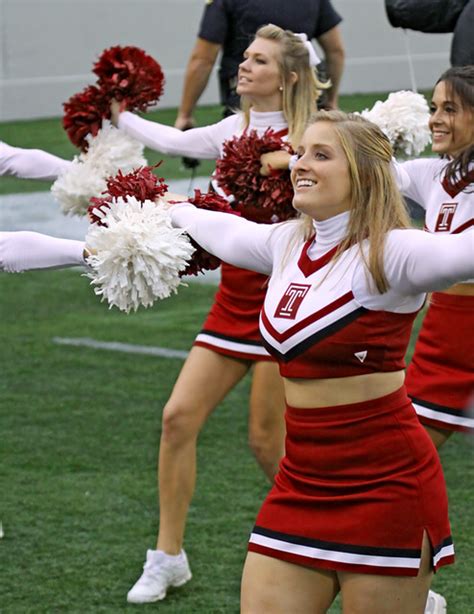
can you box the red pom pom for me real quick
[87,197,111,226]
[87,164,168,225]
[181,189,240,277]
[188,188,236,215]
[62,86,110,151]
[93,45,165,112]
[215,128,296,223]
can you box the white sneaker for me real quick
[425,590,447,614]
[127,549,192,604]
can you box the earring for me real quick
[279,86,283,91]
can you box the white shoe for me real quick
[127,549,192,604]
[424,590,447,614]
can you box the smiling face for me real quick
[291,122,352,221]
[429,80,474,157]
[236,37,283,107]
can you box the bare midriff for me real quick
[442,282,474,296]
[284,370,405,408]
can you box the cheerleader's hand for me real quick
[260,150,292,176]
[162,191,189,205]
[110,98,126,127]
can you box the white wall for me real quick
[0,0,452,121]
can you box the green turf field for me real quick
[0,271,472,613]
[1,95,472,611]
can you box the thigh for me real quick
[241,551,339,614]
[338,532,433,614]
[165,346,250,427]
[248,361,286,427]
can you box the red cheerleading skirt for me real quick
[406,292,474,433]
[194,262,273,362]
[248,388,455,576]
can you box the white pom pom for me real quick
[84,197,195,313]
[83,120,146,174]
[51,157,108,216]
[51,121,147,216]
[360,91,431,157]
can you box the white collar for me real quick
[308,210,351,258]
[248,108,287,132]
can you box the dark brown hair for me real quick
[435,65,474,188]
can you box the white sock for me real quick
[157,550,184,560]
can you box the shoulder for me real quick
[315,0,343,32]
[386,227,426,247]
[384,228,433,263]
[199,0,229,38]
[269,220,305,257]
[398,156,445,177]
[217,112,246,135]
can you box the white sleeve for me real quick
[117,112,236,158]
[384,229,474,294]
[0,142,72,180]
[0,232,86,272]
[170,204,278,275]
[391,158,442,210]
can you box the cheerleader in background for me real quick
[0,25,327,604]
[115,24,328,604]
[393,65,474,446]
[392,67,474,614]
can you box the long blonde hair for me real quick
[241,24,328,146]
[295,111,411,293]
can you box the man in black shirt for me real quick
[175,0,344,129]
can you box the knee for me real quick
[248,418,283,464]
[248,426,268,460]
[161,400,200,446]
[248,405,284,454]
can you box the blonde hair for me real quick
[294,110,411,293]
[242,24,328,146]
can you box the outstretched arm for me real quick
[385,229,474,294]
[170,203,280,275]
[0,143,72,181]
[0,232,87,273]
[115,110,229,159]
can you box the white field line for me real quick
[52,337,188,360]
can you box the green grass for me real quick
[1,271,473,613]
[0,91,432,196]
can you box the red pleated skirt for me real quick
[248,387,455,576]
[406,292,474,432]
[194,262,273,362]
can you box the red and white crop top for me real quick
[171,205,474,379]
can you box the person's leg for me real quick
[248,361,286,481]
[157,346,250,553]
[128,347,250,603]
[424,424,453,450]
[338,532,433,614]
[241,551,339,614]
